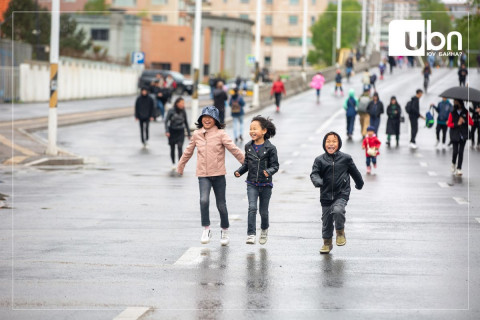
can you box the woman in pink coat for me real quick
[310,72,325,104]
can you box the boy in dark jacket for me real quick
[310,132,364,254]
[431,97,453,150]
[135,87,155,147]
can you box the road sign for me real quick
[131,52,145,64]
[246,54,255,66]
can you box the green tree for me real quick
[59,15,92,57]
[84,0,110,14]
[455,13,480,66]
[308,1,362,66]
[418,0,453,36]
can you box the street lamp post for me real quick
[190,0,202,128]
[336,0,342,50]
[46,0,59,156]
[252,0,262,109]
[361,0,367,48]
[301,0,308,82]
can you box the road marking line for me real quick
[174,247,209,266]
[113,307,152,320]
[427,171,437,176]
[437,182,450,188]
[419,162,428,167]
[292,151,300,157]
[315,109,344,134]
[284,160,292,165]
[0,134,37,156]
[476,218,480,224]
[453,197,469,205]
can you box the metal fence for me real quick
[0,67,20,102]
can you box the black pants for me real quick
[471,126,480,145]
[436,124,448,144]
[452,140,466,169]
[219,109,225,124]
[274,93,282,108]
[139,119,150,144]
[170,143,183,164]
[459,79,466,87]
[409,117,418,143]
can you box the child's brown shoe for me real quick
[320,238,333,254]
[336,229,346,246]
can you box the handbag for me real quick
[367,140,377,157]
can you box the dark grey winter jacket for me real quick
[236,140,279,184]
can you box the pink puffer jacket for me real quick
[177,126,244,177]
[309,74,325,90]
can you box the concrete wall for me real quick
[19,57,142,102]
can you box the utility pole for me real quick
[46,0,59,156]
[190,0,202,128]
[301,0,308,82]
[361,0,367,48]
[336,0,342,50]
[252,0,262,109]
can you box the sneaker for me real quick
[409,142,417,149]
[386,141,391,147]
[172,165,177,171]
[451,163,456,173]
[246,235,256,245]
[456,169,463,176]
[259,229,268,245]
[366,166,371,174]
[201,229,211,244]
[442,143,447,150]
[220,229,230,246]
[276,106,280,113]
[373,163,377,169]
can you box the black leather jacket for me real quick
[310,132,364,206]
[236,140,279,184]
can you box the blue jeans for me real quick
[366,156,377,166]
[370,116,380,133]
[247,184,272,235]
[199,176,229,229]
[346,115,355,135]
[156,100,165,118]
[233,115,244,140]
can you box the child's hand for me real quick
[234,172,240,177]
[263,170,269,177]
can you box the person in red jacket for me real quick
[362,126,381,174]
[270,76,286,113]
[447,99,473,176]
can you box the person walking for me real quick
[388,56,396,74]
[213,81,228,124]
[431,97,453,150]
[458,63,468,87]
[345,56,354,82]
[379,59,386,80]
[209,74,217,100]
[362,126,381,174]
[177,106,244,246]
[470,102,480,149]
[310,72,325,103]
[153,75,166,120]
[229,88,246,143]
[310,132,364,254]
[406,89,425,149]
[447,99,473,176]
[343,89,358,140]
[135,87,155,148]
[362,69,371,93]
[270,76,286,113]
[235,116,279,245]
[165,97,191,170]
[366,92,384,134]
[357,89,371,138]
[422,62,432,93]
[385,96,402,147]
[334,70,344,97]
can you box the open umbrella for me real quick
[439,86,480,103]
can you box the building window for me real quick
[264,56,271,67]
[204,64,209,76]
[152,0,168,4]
[288,57,302,66]
[266,0,273,4]
[289,0,299,4]
[240,0,249,3]
[289,15,298,25]
[239,14,249,20]
[265,15,272,25]
[91,29,109,41]
[312,0,316,4]
[152,15,168,23]
[113,0,136,6]
[179,17,186,25]
[152,62,171,70]
[180,63,191,75]
[311,16,316,25]
[264,37,272,45]
[288,37,302,46]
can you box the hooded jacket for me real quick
[236,139,279,184]
[135,90,155,120]
[310,132,364,206]
[343,89,358,117]
[310,74,325,89]
[447,106,473,142]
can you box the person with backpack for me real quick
[386,96,402,147]
[431,97,453,150]
[343,89,358,140]
[229,88,246,143]
[447,99,473,176]
[357,89,371,139]
[165,97,191,170]
[469,102,480,149]
[366,92,384,134]
[406,89,425,149]
[334,69,344,97]
[135,87,155,148]
[369,73,377,91]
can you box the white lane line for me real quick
[476,218,480,224]
[437,182,450,188]
[292,151,300,157]
[113,307,152,320]
[427,171,437,176]
[419,162,428,167]
[453,197,469,205]
[283,160,292,165]
[174,247,209,266]
[315,109,344,134]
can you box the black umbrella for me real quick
[439,86,480,103]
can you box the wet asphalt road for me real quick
[0,67,479,319]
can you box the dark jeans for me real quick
[452,140,466,169]
[274,93,282,107]
[409,117,418,143]
[436,124,448,143]
[366,156,377,166]
[199,176,229,229]
[370,116,380,133]
[139,119,150,144]
[170,143,183,164]
[219,109,225,124]
[346,115,355,135]
[459,79,466,87]
[247,184,272,235]
[156,100,165,118]
[472,126,480,145]
[321,198,347,239]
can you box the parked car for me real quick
[138,70,193,95]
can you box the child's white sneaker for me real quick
[220,229,229,246]
[451,163,456,173]
[201,229,211,244]
[259,229,268,245]
[246,235,256,245]
[456,169,463,176]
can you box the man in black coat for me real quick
[135,87,155,147]
[213,81,228,124]
[406,89,425,149]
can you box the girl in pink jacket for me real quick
[309,72,325,104]
[177,106,244,246]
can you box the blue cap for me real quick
[198,106,220,123]
[367,126,376,132]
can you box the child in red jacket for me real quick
[362,126,381,174]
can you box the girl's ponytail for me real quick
[252,115,276,139]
